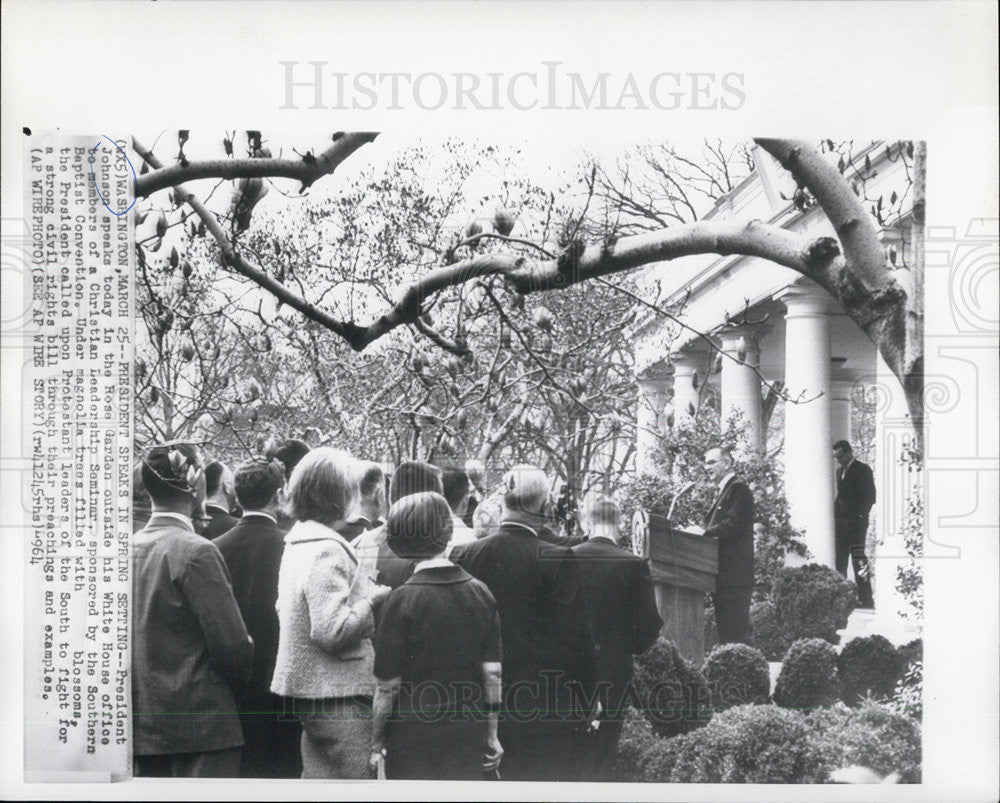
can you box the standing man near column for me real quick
[701,447,755,644]
[832,440,876,609]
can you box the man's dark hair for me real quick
[389,460,443,504]
[234,459,284,511]
[358,463,386,500]
[204,461,228,496]
[440,467,470,511]
[832,440,853,454]
[267,438,311,480]
[141,442,203,507]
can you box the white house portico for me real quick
[632,142,919,622]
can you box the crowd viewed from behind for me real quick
[131,437,666,781]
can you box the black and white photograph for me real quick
[1,2,997,801]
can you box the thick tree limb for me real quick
[756,138,923,434]
[135,132,378,196]
[133,137,362,343]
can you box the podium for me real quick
[632,510,718,665]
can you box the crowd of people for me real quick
[132,433,883,783]
[130,437,673,781]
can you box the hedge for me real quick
[631,638,712,738]
[773,563,856,643]
[668,704,826,783]
[807,702,922,782]
[703,643,771,712]
[748,599,788,661]
[773,638,841,711]
[614,701,921,783]
[838,634,904,706]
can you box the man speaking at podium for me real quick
[694,447,755,645]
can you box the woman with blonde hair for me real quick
[270,447,391,778]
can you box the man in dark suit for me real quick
[213,459,301,778]
[833,440,876,608]
[132,442,253,777]
[571,493,662,780]
[451,465,597,782]
[701,447,755,644]
[203,460,239,538]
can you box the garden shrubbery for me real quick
[615,701,921,783]
[773,563,856,643]
[807,701,922,782]
[748,599,788,660]
[837,634,904,705]
[773,638,840,711]
[669,704,826,783]
[703,643,771,711]
[632,638,712,738]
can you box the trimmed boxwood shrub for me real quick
[807,702,922,782]
[632,638,712,738]
[703,643,771,711]
[838,634,904,705]
[773,563,856,644]
[773,638,841,711]
[748,600,788,660]
[896,637,923,673]
[611,708,685,782]
[668,704,827,783]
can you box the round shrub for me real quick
[611,708,686,782]
[773,638,841,711]
[748,600,788,660]
[807,701,922,782]
[632,638,712,738]
[773,563,856,643]
[896,638,922,673]
[703,643,771,711]
[837,634,904,705]
[669,704,827,783]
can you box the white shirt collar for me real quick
[148,511,194,530]
[241,510,277,524]
[413,557,453,573]
[718,472,736,492]
[843,457,855,472]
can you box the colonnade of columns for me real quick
[635,280,843,567]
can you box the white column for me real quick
[718,326,764,452]
[778,282,836,567]
[830,379,854,447]
[873,351,915,617]
[670,351,704,427]
[635,371,671,474]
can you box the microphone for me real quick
[667,481,696,522]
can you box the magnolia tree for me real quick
[133,137,654,491]
[131,133,925,435]
[131,132,924,493]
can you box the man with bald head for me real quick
[701,447,755,644]
[451,465,597,781]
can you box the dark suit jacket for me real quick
[703,476,755,590]
[212,514,285,704]
[451,523,597,691]
[571,537,662,712]
[205,504,239,539]
[132,515,253,755]
[835,459,876,537]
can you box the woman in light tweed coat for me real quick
[270,447,391,778]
